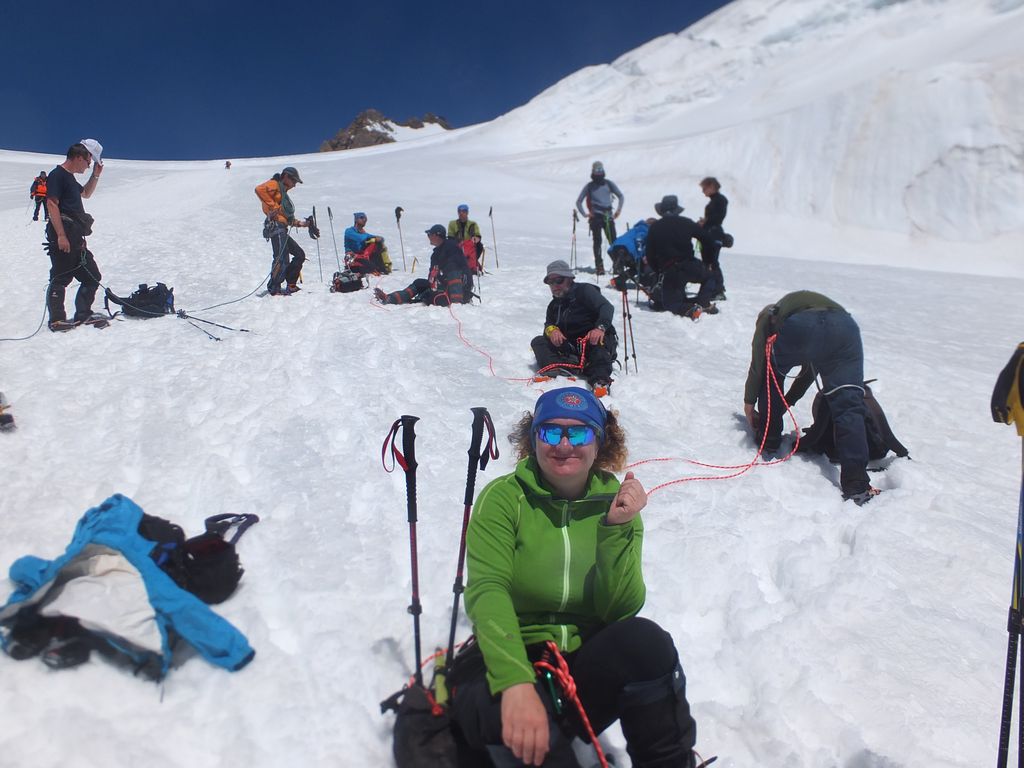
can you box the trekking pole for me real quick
[570,210,578,272]
[445,408,499,671]
[488,206,500,269]
[382,415,424,687]
[312,206,323,282]
[625,286,638,373]
[993,344,1024,768]
[327,206,342,272]
[620,290,630,375]
[394,206,408,271]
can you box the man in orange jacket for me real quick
[254,166,309,296]
[31,171,48,221]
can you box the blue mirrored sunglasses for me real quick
[535,423,597,447]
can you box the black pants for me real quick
[758,309,870,494]
[659,261,715,314]
[47,245,101,323]
[589,215,616,272]
[451,617,697,768]
[381,277,465,306]
[268,231,306,291]
[531,332,616,384]
[700,232,724,293]
[33,198,49,221]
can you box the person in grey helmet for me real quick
[254,166,309,296]
[575,161,624,276]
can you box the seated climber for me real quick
[530,260,617,396]
[344,212,392,275]
[374,224,471,307]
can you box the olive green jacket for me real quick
[744,290,846,405]
[465,457,645,695]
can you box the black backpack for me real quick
[139,513,259,604]
[105,283,175,318]
[331,269,366,293]
[799,381,910,462]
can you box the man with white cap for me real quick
[531,260,617,396]
[43,139,107,331]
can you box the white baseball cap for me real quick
[80,138,103,166]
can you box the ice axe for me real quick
[395,206,407,271]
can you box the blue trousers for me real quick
[759,309,870,494]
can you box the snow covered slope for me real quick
[1,1,1023,766]
[476,0,1024,264]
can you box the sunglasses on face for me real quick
[545,276,569,286]
[535,423,597,447]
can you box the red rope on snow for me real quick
[633,334,802,496]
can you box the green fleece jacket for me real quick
[744,290,847,405]
[465,457,645,695]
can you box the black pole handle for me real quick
[463,407,489,506]
[401,415,420,523]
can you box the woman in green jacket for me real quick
[452,387,700,767]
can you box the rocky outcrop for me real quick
[319,109,451,152]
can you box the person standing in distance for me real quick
[575,161,624,276]
[697,177,729,301]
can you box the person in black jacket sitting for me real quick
[374,224,471,306]
[531,260,617,395]
[645,195,718,320]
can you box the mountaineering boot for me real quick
[843,487,881,506]
[0,392,14,432]
[48,319,79,333]
[373,287,388,304]
[287,283,301,293]
[683,305,702,321]
[700,303,719,315]
[591,378,612,398]
[78,313,110,329]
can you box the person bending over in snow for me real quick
[374,224,470,306]
[255,166,309,296]
[343,212,392,275]
[744,290,879,505]
[531,260,616,397]
[450,387,709,768]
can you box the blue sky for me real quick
[4,0,728,161]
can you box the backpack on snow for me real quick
[331,269,366,294]
[105,283,175,319]
[138,513,259,604]
[798,380,910,462]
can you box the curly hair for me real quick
[508,409,628,472]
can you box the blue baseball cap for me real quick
[354,212,367,220]
[457,203,469,213]
[533,387,607,440]
[425,224,447,238]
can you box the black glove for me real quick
[306,216,320,240]
[991,343,1024,425]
